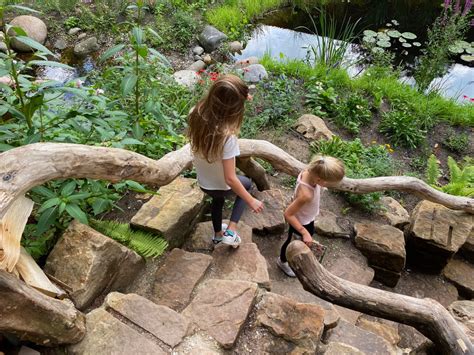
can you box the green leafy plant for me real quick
[91,219,168,258]
[334,92,372,133]
[425,155,474,197]
[379,105,426,148]
[304,78,337,116]
[426,154,442,185]
[443,129,469,153]
[64,16,79,30]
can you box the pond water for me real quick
[235,2,474,101]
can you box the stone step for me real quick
[442,257,474,298]
[210,242,271,290]
[152,248,212,311]
[181,279,258,349]
[131,177,206,249]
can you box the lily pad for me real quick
[402,43,412,48]
[456,40,470,49]
[363,36,377,43]
[377,33,390,41]
[460,54,474,62]
[399,37,407,43]
[391,19,399,26]
[465,47,474,54]
[377,40,391,48]
[363,30,377,37]
[387,30,402,38]
[386,23,393,27]
[372,47,384,54]
[413,42,421,47]
[401,32,417,39]
[448,44,465,54]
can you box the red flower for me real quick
[463,95,469,99]
[470,98,474,102]
[209,72,219,81]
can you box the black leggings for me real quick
[201,175,252,233]
[280,221,315,263]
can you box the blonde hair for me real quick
[187,74,249,163]
[308,155,345,183]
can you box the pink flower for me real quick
[75,79,84,88]
[463,95,468,98]
[470,98,474,102]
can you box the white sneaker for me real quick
[277,257,296,277]
[221,229,241,247]
[212,223,228,244]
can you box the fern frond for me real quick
[426,154,441,186]
[447,156,462,184]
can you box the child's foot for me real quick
[212,223,228,245]
[277,257,296,277]
[222,229,241,247]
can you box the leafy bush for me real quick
[91,219,168,258]
[425,155,474,197]
[334,93,373,133]
[304,78,337,116]
[311,136,396,211]
[443,129,469,153]
[379,106,426,148]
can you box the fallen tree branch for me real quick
[287,240,473,354]
[1,140,472,221]
[236,157,270,191]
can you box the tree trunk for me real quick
[286,240,474,354]
[236,157,270,191]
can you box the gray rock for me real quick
[73,37,100,57]
[77,33,87,40]
[44,220,145,310]
[241,189,286,234]
[152,248,212,311]
[131,177,206,248]
[187,220,252,251]
[182,279,258,349]
[187,60,206,72]
[356,317,400,346]
[68,27,81,36]
[198,25,227,52]
[0,32,7,53]
[378,196,410,229]
[294,114,335,141]
[324,320,396,354]
[211,242,270,290]
[408,200,473,271]
[192,45,205,55]
[173,333,223,354]
[448,300,474,342]
[9,16,47,52]
[0,270,85,346]
[172,69,201,89]
[234,56,259,69]
[105,292,189,347]
[324,342,365,354]
[256,292,325,353]
[193,54,203,61]
[229,41,243,53]
[442,257,474,298]
[460,228,474,263]
[315,209,352,238]
[53,38,68,50]
[242,63,268,83]
[67,308,166,354]
[202,53,212,64]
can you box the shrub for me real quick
[334,92,373,133]
[443,129,469,153]
[425,155,474,197]
[379,106,426,148]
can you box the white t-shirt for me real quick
[193,135,240,190]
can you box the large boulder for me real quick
[315,209,352,239]
[256,292,325,353]
[0,270,85,346]
[198,25,227,52]
[173,70,201,89]
[44,221,145,310]
[242,64,268,83]
[73,37,99,57]
[378,196,410,229]
[240,189,286,234]
[8,16,47,52]
[131,177,206,249]
[407,200,473,271]
[448,300,474,342]
[182,279,258,349]
[355,222,406,287]
[234,56,259,69]
[294,114,334,141]
[460,228,474,263]
[442,257,474,298]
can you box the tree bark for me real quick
[1,141,472,222]
[286,240,474,354]
[236,157,270,191]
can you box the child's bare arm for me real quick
[284,190,313,246]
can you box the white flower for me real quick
[75,79,84,88]
[95,88,105,95]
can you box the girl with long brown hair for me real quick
[188,74,264,246]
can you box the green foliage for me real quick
[304,78,337,116]
[311,136,396,211]
[426,154,441,185]
[443,129,469,153]
[425,156,474,197]
[379,104,426,148]
[64,16,79,30]
[334,92,372,134]
[91,219,168,258]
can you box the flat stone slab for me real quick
[442,258,474,298]
[356,317,400,346]
[448,300,474,342]
[315,210,352,239]
[188,220,252,251]
[378,196,410,229]
[324,320,396,355]
[44,221,144,310]
[67,309,166,354]
[256,292,324,352]
[211,242,270,290]
[182,279,258,349]
[240,189,286,234]
[105,292,189,347]
[460,228,474,263]
[173,333,223,354]
[152,248,212,311]
[294,114,334,141]
[324,342,365,354]
[131,177,206,249]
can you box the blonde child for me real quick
[187,74,264,246]
[277,155,345,277]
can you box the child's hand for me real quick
[302,232,313,247]
[250,198,264,213]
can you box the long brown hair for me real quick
[188,74,249,162]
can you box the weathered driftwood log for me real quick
[0,270,86,346]
[1,141,472,222]
[236,157,270,191]
[286,240,474,354]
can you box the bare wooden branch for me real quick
[286,240,474,354]
[236,157,270,191]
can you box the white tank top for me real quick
[294,172,321,225]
